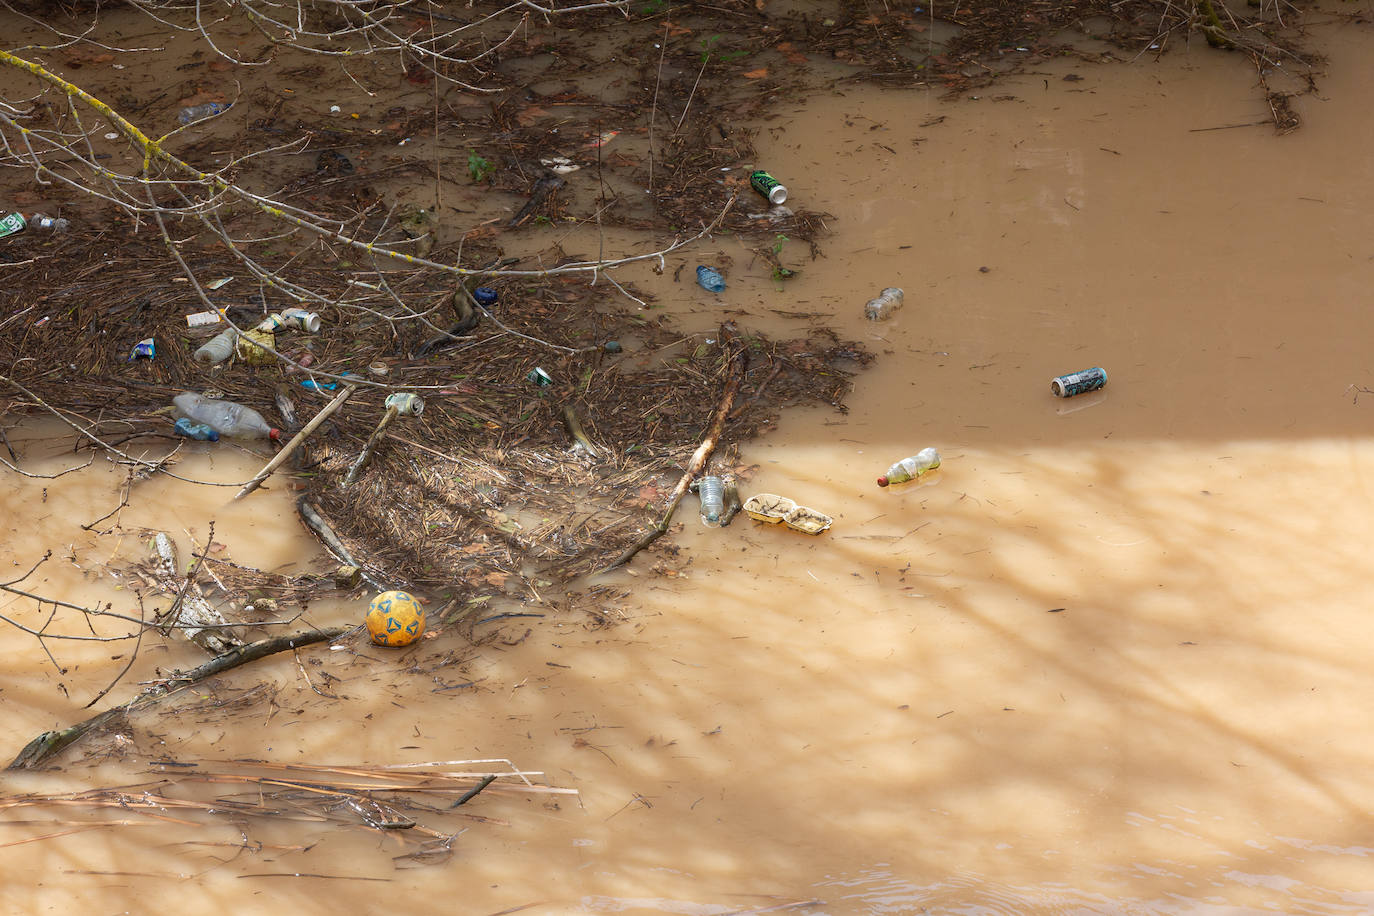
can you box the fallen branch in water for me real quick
[297,497,389,592]
[236,382,359,500]
[7,627,348,770]
[599,323,745,573]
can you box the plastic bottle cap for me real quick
[269,428,282,440]
[876,477,890,487]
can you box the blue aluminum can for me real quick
[1051,367,1108,398]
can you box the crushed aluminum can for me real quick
[129,337,155,360]
[235,327,276,365]
[0,212,26,239]
[279,308,322,333]
[1051,367,1108,398]
[385,392,424,416]
[526,367,553,388]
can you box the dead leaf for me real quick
[628,483,663,509]
[485,571,509,588]
[742,68,769,80]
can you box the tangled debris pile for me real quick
[0,0,1343,635]
[0,0,1344,617]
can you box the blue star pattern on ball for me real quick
[365,590,425,647]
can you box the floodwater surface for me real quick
[6,20,1374,916]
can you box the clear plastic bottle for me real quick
[178,103,227,126]
[193,328,237,365]
[28,213,69,234]
[173,392,280,440]
[864,287,904,321]
[698,475,725,527]
[877,447,940,487]
[696,266,726,293]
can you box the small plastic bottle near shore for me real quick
[698,475,725,527]
[696,266,726,293]
[29,213,69,234]
[173,392,280,440]
[864,287,904,321]
[173,417,220,441]
[178,103,227,126]
[877,447,940,487]
[193,328,237,365]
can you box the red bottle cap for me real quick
[876,476,890,487]
[269,428,282,440]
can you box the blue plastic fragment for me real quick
[173,417,219,441]
[696,265,725,293]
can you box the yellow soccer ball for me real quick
[365,590,425,647]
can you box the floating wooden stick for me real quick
[234,382,357,500]
[600,322,744,573]
[343,393,423,487]
[8,627,348,770]
[296,498,388,593]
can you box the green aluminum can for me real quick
[749,170,788,205]
[0,212,26,240]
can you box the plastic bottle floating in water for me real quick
[863,287,904,321]
[697,475,725,527]
[877,447,940,487]
[696,266,726,293]
[172,391,280,440]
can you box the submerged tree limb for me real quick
[296,497,390,592]
[7,627,348,770]
[599,323,745,573]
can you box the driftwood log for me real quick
[600,322,746,572]
[8,627,348,770]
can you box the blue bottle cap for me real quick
[473,287,498,306]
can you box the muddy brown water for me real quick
[6,20,1374,916]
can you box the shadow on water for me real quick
[6,19,1374,916]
